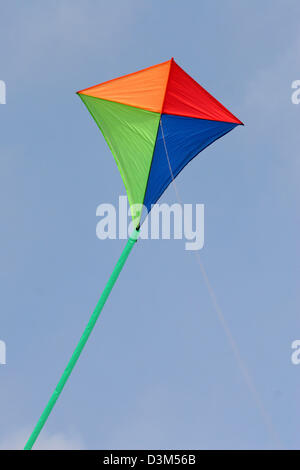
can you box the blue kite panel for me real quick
[143,115,237,214]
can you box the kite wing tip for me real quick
[233,116,244,126]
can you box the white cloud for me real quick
[0,427,85,450]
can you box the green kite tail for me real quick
[24,228,140,450]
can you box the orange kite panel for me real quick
[77,60,172,113]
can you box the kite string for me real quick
[159,118,281,449]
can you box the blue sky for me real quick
[0,0,299,449]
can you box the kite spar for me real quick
[24,228,139,450]
[25,58,242,449]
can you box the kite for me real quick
[24,58,242,450]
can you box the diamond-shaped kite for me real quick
[25,59,242,450]
[77,58,242,224]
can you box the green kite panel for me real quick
[79,94,160,224]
